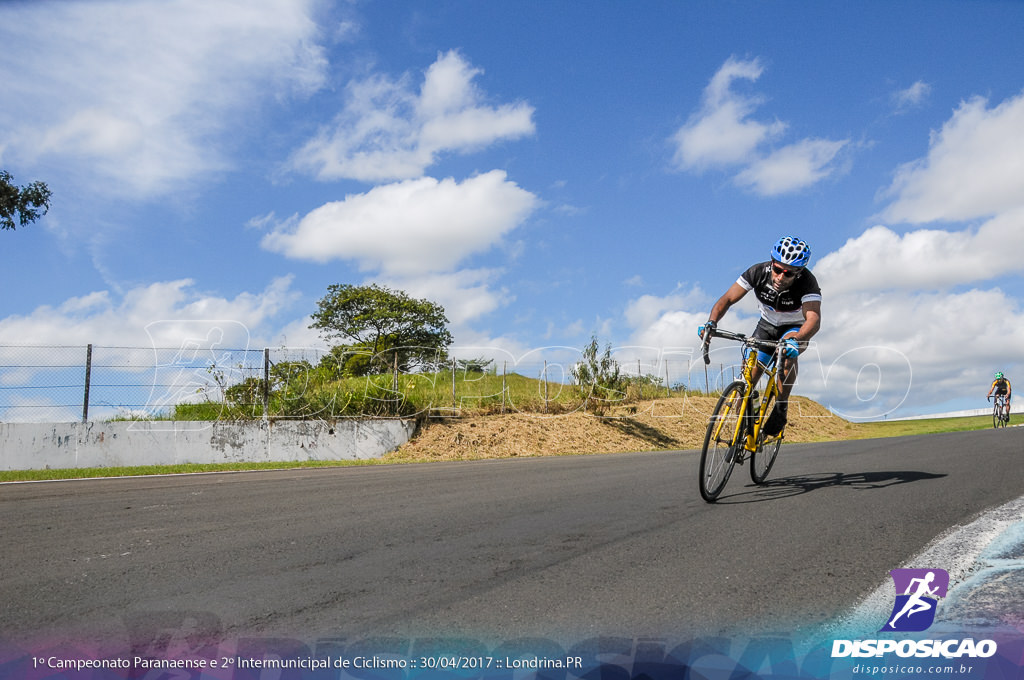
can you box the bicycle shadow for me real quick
[716,470,947,503]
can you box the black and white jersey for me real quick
[737,261,822,327]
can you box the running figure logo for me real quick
[881,568,949,632]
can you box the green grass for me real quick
[165,369,689,420]
[0,459,383,482]
[848,414,1007,439]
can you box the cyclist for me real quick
[987,372,1012,422]
[698,236,822,436]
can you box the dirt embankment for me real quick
[384,395,861,463]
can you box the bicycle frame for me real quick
[993,394,1009,426]
[697,327,794,502]
[703,329,786,454]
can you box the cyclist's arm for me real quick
[707,282,748,324]
[792,300,821,345]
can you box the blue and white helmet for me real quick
[771,236,811,268]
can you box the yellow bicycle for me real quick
[698,328,788,502]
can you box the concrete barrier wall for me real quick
[0,419,418,471]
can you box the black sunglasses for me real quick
[771,263,799,278]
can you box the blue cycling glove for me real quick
[783,338,800,358]
[698,320,716,340]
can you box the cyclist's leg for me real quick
[757,323,801,434]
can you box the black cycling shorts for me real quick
[746,318,801,367]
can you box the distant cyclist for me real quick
[698,236,822,435]
[987,372,1012,422]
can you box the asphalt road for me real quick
[3,427,1023,652]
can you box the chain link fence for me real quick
[0,344,730,423]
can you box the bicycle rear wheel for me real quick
[699,381,745,502]
[750,390,782,484]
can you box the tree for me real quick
[457,357,494,374]
[0,171,52,230]
[310,284,453,374]
[571,335,626,414]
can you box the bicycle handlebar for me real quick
[701,328,784,365]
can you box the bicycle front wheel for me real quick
[994,407,1001,428]
[699,380,745,502]
[750,391,782,484]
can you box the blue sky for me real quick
[2,0,1024,420]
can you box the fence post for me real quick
[451,358,457,412]
[263,348,270,420]
[543,360,548,413]
[82,344,92,423]
[502,360,507,414]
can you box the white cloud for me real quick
[0,277,300,348]
[377,269,513,329]
[623,286,712,333]
[618,279,1020,419]
[816,209,1024,295]
[291,50,536,182]
[0,0,326,197]
[671,56,848,195]
[882,91,1024,224]
[799,286,1024,419]
[734,138,848,196]
[261,170,539,276]
[672,56,785,171]
[803,111,1024,416]
[892,80,931,112]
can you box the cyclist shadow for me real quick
[718,470,947,503]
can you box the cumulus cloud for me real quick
[816,208,1024,295]
[377,269,513,328]
[797,286,1024,419]
[261,170,539,276]
[0,277,299,348]
[0,0,326,197]
[291,50,536,182]
[882,92,1024,223]
[734,138,848,196]
[672,57,785,170]
[804,99,1024,414]
[671,56,848,196]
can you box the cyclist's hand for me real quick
[698,320,716,340]
[782,338,800,358]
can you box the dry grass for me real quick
[384,395,867,462]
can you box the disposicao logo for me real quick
[880,568,948,632]
[832,567,998,660]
